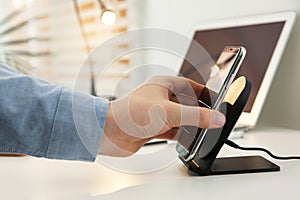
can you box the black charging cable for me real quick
[225,140,300,160]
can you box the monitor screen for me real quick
[179,21,285,112]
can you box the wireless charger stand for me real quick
[179,77,280,176]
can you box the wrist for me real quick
[99,101,134,156]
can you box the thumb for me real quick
[167,102,226,129]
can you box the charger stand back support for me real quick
[179,76,280,176]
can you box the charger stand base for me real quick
[180,155,280,176]
[179,77,280,176]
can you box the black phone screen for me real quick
[176,47,242,156]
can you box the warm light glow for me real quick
[100,10,117,26]
[13,0,35,8]
[12,0,24,9]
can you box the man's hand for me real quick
[99,76,225,157]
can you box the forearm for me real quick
[0,63,108,161]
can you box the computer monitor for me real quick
[179,11,296,128]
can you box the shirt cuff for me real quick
[46,88,108,161]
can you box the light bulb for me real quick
[100,10,117,26]
[12,0,24,9]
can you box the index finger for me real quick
[147,76,206,99]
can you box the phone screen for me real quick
[176,47,244,158]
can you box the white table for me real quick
[1,127,300,200]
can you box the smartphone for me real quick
[176,46,246,161]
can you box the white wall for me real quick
[134,0,300,129]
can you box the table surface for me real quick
[1,126,300,200]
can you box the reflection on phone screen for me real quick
[177,47,241,156]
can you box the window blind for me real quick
[0,0,131,96]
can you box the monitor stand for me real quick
[229,128,247,139]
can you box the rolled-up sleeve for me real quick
[0,63,108,161]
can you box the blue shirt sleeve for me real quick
[0,63,108,161]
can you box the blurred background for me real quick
[0,0,299,130]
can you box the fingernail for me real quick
[213,112,226,126]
